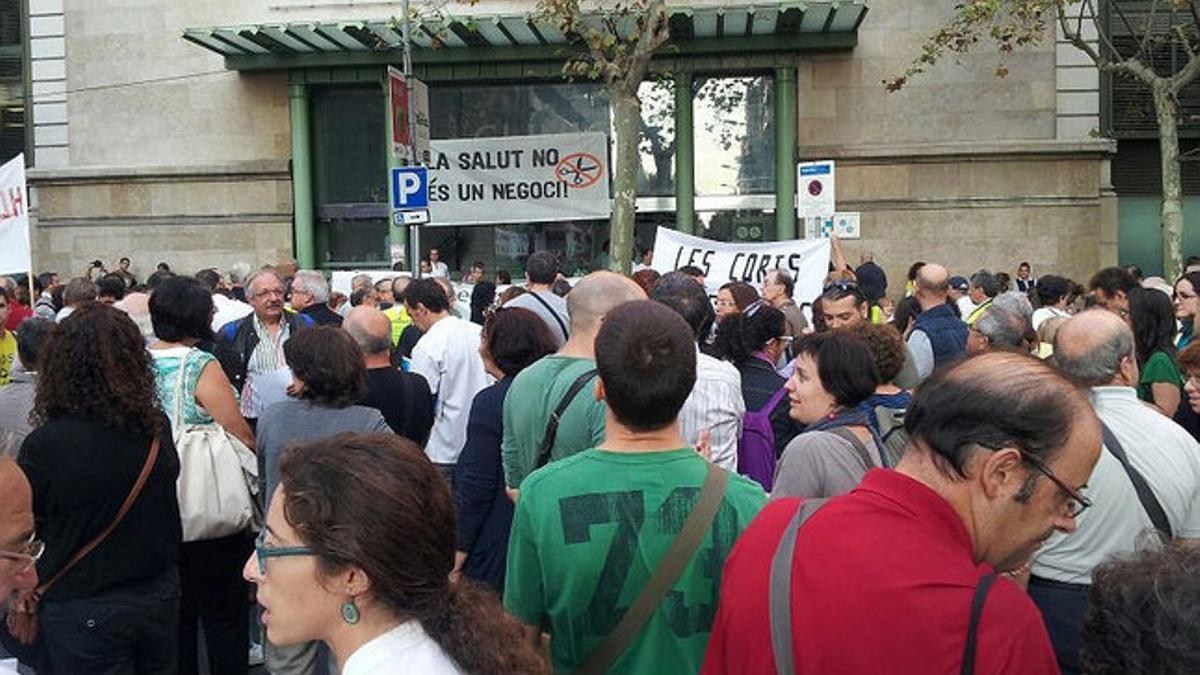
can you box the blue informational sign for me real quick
[391,167,429,209]
[799,163,832,177]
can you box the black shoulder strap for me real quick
[534,369,597,469]
[825,427,875,470]
[1100,422,1173,539]
[960,573,997,675]
[768,499,825,675]
[525,291,569,341]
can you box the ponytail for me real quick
[418,579,548,675]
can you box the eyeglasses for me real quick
[254,530,314,575]
[0,533,44,574]
[1020,451,1092,519]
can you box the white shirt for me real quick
[54,305,74,323]
[343,621,464,675]
[1033,387,1200,583]
[211,293,253,332]
[1031,306,1070,331]
[955,296,977,318]
[429,261,450,279]
[409,315,490,464]
[906,331,935,382]
[678,350,744,470]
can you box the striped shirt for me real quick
[239,315,291,418]
[679,349,744,470]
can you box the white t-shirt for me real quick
[1033,387,1200,584]
[429,261,450,278]
[409,315,490,464]
[955,296,976,318]
[211,293,253,332]
[342,621,464,675]
[1031,306,1070,331]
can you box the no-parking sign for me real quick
[798,160,836,218]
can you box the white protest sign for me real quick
[427,132,611,226]
[0,154,30,275]
[798,160,836,218]
[650,226,831,304]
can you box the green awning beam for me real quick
[183,2,868,70]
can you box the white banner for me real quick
[650,226,831,304]
[427,132,611,226]
[0,154,30,275]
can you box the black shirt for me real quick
[300,302,344,327]
[19,414,182,601]
[363,367,435,447]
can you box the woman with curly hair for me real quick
[245,432,546,674]
[16,303,183,673]
[254,325,391,673]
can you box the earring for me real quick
[341,598,360,625]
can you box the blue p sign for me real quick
[391,167,429,209]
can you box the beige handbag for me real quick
[172,348,260,542]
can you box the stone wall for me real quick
[801,140,1118,288]
[29,161,293,278]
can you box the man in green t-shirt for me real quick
[501,271,646,490]
[504,300,767,673]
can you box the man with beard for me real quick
[1036,309,1200,674]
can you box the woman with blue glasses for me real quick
[243,432,546,674]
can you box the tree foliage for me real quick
[889,0,1200,279]
[537,0,671,273]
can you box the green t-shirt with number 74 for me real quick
[504,448,767,674]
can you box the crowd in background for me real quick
[0,243,1195,675]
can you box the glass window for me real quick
[697,209,774,243]
[638,79,675,197]
[0,0,25,164]
[430,82,608,140]
[694,75,775,196]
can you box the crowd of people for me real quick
[0,248,1196,675]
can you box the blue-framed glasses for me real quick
[254,530,315,575]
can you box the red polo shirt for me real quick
[701,469,1059,675]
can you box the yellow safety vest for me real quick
[384,305,412,346]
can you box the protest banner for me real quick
[388,67,430,165]
[0,153,30,275]
[650,226,830,303]
[427,132,611,226]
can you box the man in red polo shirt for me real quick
[702,352,1101,675]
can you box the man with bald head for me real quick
[1035,309,1200,673]
[502,271,646,490]
[907,263,967,381]
[344,306,434,446]
[705,352,1100,674]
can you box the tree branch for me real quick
[1172,49,1200,91]
[1139,0,1162,63]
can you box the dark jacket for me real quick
[215,311,315,397]
[912,303,967,369]
[299,302,343,327]
[454,378,515,594]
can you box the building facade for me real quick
[23,0,1119,288]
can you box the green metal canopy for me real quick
[184,2,868,70]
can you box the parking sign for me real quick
[391,167,429,209]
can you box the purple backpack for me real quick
[738,386,789,491]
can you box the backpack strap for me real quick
[959,573,997,675]
[1100,422,1173,539]
[759,383,790,414]
[534,369,597,469]
[768,499,825,675]
[575,466,729,675]
[825,427,875,470]
[523,291,569,342]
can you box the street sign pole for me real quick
[402,0,419,269]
